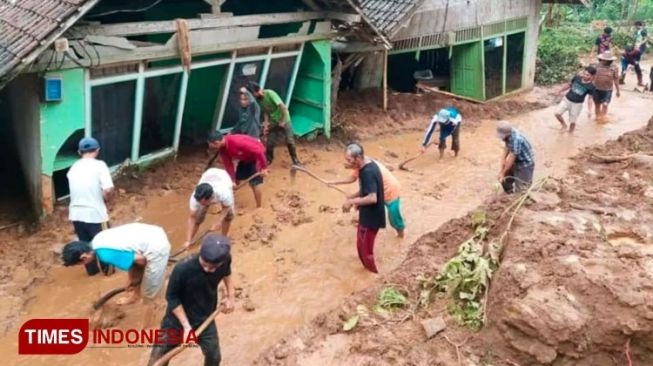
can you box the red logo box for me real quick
[19,319,89,355]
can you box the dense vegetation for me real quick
[535,1,650,85]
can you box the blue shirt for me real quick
[95,248,135,271]
[506,129,534,166]
[422,107,462,146]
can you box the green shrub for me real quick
[535,25,593,85]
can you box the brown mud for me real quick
[0,71,651,365]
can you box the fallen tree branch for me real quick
[442,335,470,366]
[569,203,616,216]
[625,338,633,366]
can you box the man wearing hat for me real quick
[420,107,462,159]
[66,136,114,276]
[592,51,621,119]
[184,168,235,248]
[207,131,268,208]
[496,121,534,194]
[61,222,171,306]
[148,234,235,366]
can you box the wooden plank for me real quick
[69,12,357,38]
[36,33,330,71]
[86,35,136,50]
[382,49,388,111]
[416,82,485,104]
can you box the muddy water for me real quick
[1,83,650,365]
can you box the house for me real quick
[0,0,364,221]
[0,0,586,223]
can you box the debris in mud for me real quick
[90,304,126,329]
[273,190,313,227]
[244,224,278,245]
[421,317,447,338]
[243,299,256,312]
[384,150,399,159]
[318,205,338,214]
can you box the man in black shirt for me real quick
[148,234,235,366]
[554,66,596,132]
[341,143,386,273]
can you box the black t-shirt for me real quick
[357,161,386,229]
[161,254,232,329]
[566,75,595,103]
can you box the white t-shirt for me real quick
[67,158,114,223]
[189,168,234,212]
[92,223,170,261]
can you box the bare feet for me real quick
[568,123,576,133]
[116,292,140,306]
[397,230,405,238]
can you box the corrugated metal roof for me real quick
[0,0,98,88]
[358,0,421,36]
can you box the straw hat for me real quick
[598,50,616,61]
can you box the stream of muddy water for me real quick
[2,85,650,365]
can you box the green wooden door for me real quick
[451,41,484,101]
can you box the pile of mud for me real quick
[256,118,653,366]
[333,88,556,140]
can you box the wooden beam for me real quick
[382,49,388,111]
[69,11,358,38]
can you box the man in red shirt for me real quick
[207,131,268,208]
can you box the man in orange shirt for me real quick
[328,158,405,238]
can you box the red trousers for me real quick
[356,225,379,273]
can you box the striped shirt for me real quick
[506,129,534,166]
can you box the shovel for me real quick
[290,165,348,196]
[151,305,224,366]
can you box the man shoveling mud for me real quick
[62,223,171,306]
[420,107,462,159]
[148,234,235,366]
[247,81,301,165]
[555,66,596,132]
[496,121,535,194]
[328,159,405,238]
[185,168,235,248]
[341,143,386,273]
[207,131,268,208]
[67,137,114,276]
[592,51,620,120]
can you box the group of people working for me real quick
[57,72,539,363]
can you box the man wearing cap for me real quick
[207,131,268,208]
[66,137,114,276]
[496,121,534,194]
[185,168,235,248]
[421,107,462,159]
[593,51,620,119]
[148,234,235,366]
[61,222,171,306]
[246,81,301,165]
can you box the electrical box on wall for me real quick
[43,75,63,102]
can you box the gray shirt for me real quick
[231,90,261,138]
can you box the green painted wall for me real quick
[40,68,85,176]
[182,63,227,141]
[290,40,331,137]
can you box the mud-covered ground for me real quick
[256,118,653,366]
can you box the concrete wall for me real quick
[392,0,542,89]
[0,74,42,219]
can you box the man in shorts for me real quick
[555,66,596,132]
[420,107,462,158]
[207,131,268,208]
[328,159,405,238]
[185,168,235,248]
[62,223,171,311]
[592,51,620,119]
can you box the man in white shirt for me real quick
[67,137,114,276]
[62,223,171,308]
[185,168,235,248]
